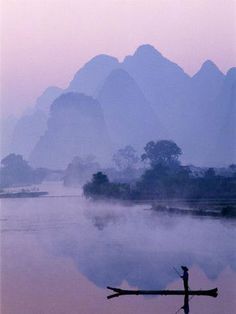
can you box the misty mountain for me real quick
[8,54,117,164]
[8,55,118,161]
[122,44,191,110]
[9,86,63,159]
[7,44,235,168]
[182,67,235,166]
[191,60,224,102]
[121,44,195,157]
[30,93,112,169]
[119,45,234,166]
[67,54,119,96]
[211,67,236,165]
[34,86,63,114]
[98,68,166,151]
[0,115,17,158]
[10,110,48,159]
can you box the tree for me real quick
[0,154,34,187]
[1,153,30,170]
[141,140,182,167]
[112,145,139,171]
[204,168,216,178]
[229,164,236,177]
[92,172,109,185]
[83,172,109,198]
[83,171,130,199]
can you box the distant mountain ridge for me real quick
[30,93,112,169]
[66,54,120,96]
[6,44,235,168]
[122,44,191,108]
[98,68,166,150]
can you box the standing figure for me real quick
[181,266,189,292]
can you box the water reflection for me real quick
[45,201,235,292]
[1,196,236,313]
[180,295,189,314]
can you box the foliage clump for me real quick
[0,153,43,188]
[83,140,236,201]
[84,172,130,199]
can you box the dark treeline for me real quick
[83,140,236,201]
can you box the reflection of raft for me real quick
[107,286,218,299]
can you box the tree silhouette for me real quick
[142,140,182,167]
[0,154,34,187]
[112,145,139,171]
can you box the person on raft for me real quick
[181,266,189,292]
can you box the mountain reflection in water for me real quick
[1,194,236,313]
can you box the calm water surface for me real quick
[1,185,236,314]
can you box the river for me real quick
[1,183,235,313]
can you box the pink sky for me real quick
[1,0,236,117]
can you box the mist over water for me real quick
[1,184,236,313]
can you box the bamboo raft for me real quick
[107,286,218,299]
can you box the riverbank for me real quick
[151,199,236,218]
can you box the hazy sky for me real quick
[1,0,236,117]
